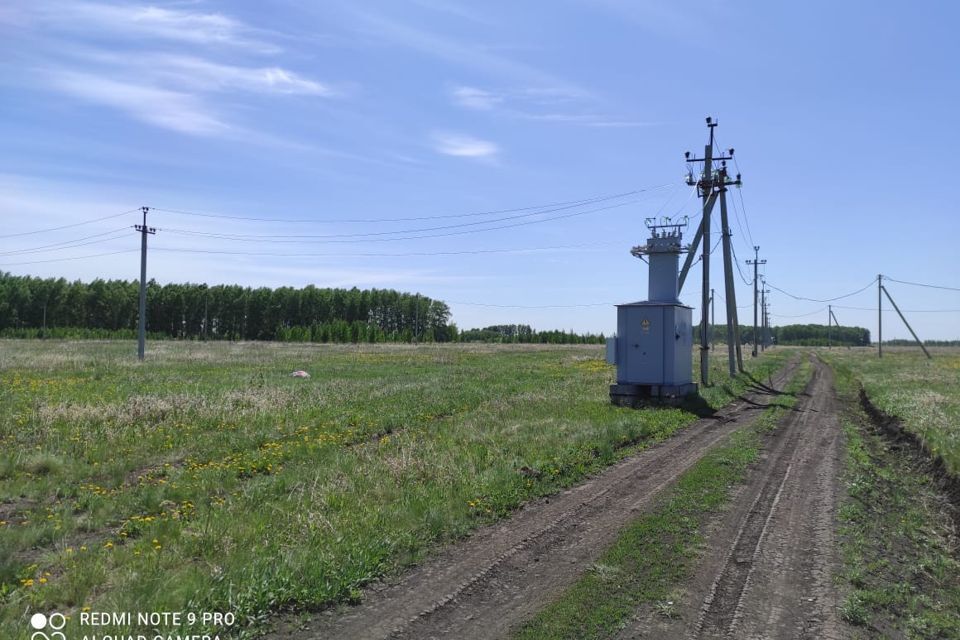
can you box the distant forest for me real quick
[459,324,605,344]
[0,273,456,342]
[696,323,870,347]
[0,273,874,346]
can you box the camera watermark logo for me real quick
[30,612,67,640]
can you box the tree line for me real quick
[0,272,455,342]
[693,323,870,346]
[458,324,605,344]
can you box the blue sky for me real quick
[1,0,958,339]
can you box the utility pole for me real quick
[717,164,744,374]
[414,293,419,344]
[880,283,932,359]
[877,273,883,358]
[760,280,768,351]
[828,305,839,349]
[710,288,715,351]
[746,246,766,357]
[828,304,832,349]
[135,206,156,361]
[681,117,736,385]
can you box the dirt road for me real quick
[276,357,803,640]
[619,356,846,639]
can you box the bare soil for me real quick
[619,356,847,639]
[268,357,804,640]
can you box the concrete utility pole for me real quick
[827,305,840,349]
[746,246,766,357]
[880,283,932,359]
[135,206,156,361]
[680,117,738,385]
[710,288,715,351]
[717,165,744,374]
[878,273,883,358]
[760,280,768,351]
[828,304,832,349]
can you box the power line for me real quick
[771,306,828,318]
[149,185,673,225]
[0,227,131,256]
[833,304,960,313]
[883,276,960,293]
[158,198,645,245]
[0,249,138,266]
[729,154,755,247]
[152,241,620,259]
[156,187,672,241]
[765,277,877,302]
[446,300,614,309]
[729,242,753,285]
[0,209,139,239]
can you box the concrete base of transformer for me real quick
[609,382,699,408]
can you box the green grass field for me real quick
[823,347,960,475]
[828,349,960,638]
[0,340,789,638]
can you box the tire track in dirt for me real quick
[273,357,802,640]
[619,356,846,640]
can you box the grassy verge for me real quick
[823,347,960,475]
[513,358,811,640]
[830,357,960,639]
[0,342,790,638]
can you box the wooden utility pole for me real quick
[135,206,156,361]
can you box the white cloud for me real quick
[431,133,499,159]
[33,2,279,52]
[451,86,502,110]
[147,55,334,96]
[47,71,229,136]
[448,84,655,128]
[346,7,586,94]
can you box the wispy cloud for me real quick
[15,3,339,141]
[431,132,499,160]
[30,2,280,52]
[137,55,335,96]
[345,6,587,95]
[449,85,655,128]
[47,70,229,136]
[451,86,502,110]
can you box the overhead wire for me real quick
[0,227,132,256]
[157,197,646,245]
[445,300,614,309]
[0,249,139,266]
[770,306,828,319]
[765,277,877,303]
[729,242,753,286]
[0,209,139,239]
[883,276,960,293]
[155,185,673,241]
[149,185,673,225]
[833,304,960,313]
[152,241,621,259]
